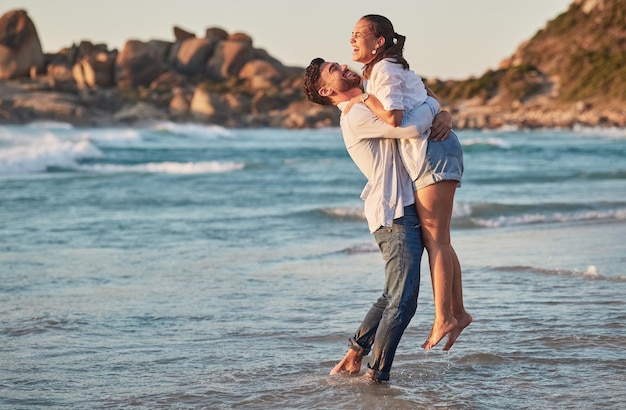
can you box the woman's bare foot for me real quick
[330,349,363,375]
[443,312,473,351]
[422,318,458,350]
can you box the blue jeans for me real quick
[348,205,423,381]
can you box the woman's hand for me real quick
[430,110,453,141]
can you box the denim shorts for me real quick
[413,130,464,191]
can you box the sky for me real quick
[3,0,573,80]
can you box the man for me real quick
[302,58,450,382]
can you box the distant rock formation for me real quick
[0,7,335,127]
[0,1,625,129]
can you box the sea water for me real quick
[1,122,625,409]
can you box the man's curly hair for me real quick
[303,58,332,106]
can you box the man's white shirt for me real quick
[337,96,439,232]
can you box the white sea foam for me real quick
[0,134,102,175]
[497,265,626,282]
[323,207,365,220]
[83,129,143,146]
[26,121,74,130]
[583,265,599,277]
[472,208,626,228]
[452,201,472,219]
[152,122,234,139]
[461,137,512,149]
[572,125,626,138]
[79,161,245,174]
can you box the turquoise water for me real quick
[1,123,625,408]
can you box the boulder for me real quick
[205,39,254,80]
[47,62,77,91]
[228,32,253,46]
[238,59,285,90]
[172,37,216,75]
[223,92,251,115]
[173,26,195,41]
[73,51,116,88]
[169,87,191,115]
[189,87,228,122]
[150,71,190,90]
[205,27,228,42]
[250,91,287,114]
[115,40,165,88]
[0,9,45,80]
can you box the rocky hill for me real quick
[428,0,626,128]
[1,0,625,129]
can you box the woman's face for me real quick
[350,19,381,65]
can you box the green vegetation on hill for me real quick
[434,0,626,105]
[560,47,626,101]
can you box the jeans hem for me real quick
[366,366,390,382]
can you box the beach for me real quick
[1,123,625,408]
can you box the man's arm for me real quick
[344,103,423,140]
[343,96,440,141]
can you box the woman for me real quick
[347,14,472,350]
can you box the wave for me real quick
[317,202,626,229]
[452,201,626,229]
[322,203,472,222]
[572,125,626,139]
[82,128,143,146]
[338,243,379,254]
[26,121,74,130]
[320,206,365,221]
[468,207,626,228]
[493,265,626,282]
[79,161,245,174]
[0,134,102,175]
[151,121,234,139]
[461,137,512,150]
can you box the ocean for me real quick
[1,122,625,409]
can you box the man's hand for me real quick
[430,110,453,141]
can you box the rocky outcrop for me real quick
[0,7,336,128]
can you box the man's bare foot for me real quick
[330,349,363,375]
[422,318,458,350]
[443,312,473,351]
[363,371,382,384]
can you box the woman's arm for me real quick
[344,92,402,127]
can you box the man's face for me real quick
[318,62,361,95]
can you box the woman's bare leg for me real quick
[415,180,462,349]
[443,247,472,351]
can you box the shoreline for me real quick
[2,79,626,130]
